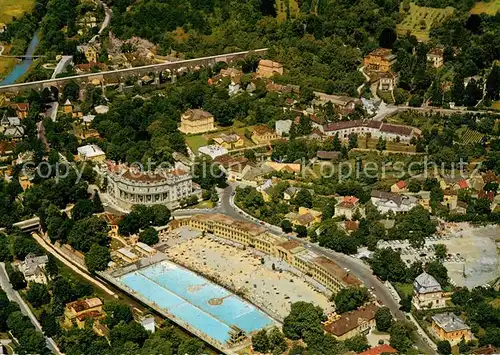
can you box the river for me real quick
[0,33,40,86]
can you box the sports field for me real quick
[397,2,454,42]
[470,0,500,15]
[0,0,35,24]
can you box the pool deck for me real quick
[101,253,279,354]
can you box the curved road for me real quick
[174,183,436,354]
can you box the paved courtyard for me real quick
[165,235,333,320]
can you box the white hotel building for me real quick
[104,161,201,210]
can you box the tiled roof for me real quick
[359,344,397,355]
[414,272,442,294]
[324,303,378,336]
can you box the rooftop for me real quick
[182,109,213,121]
[192,213,267,236]
[324,303,378,336]
[313,256,362,286]
[359,344,397,355]
[67,297,103,313]
[431,312,470,332]
[414,272,442,294]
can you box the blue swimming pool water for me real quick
[119,260,274,344]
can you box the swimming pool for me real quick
[119,260,274,344]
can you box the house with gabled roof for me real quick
[412,272,446,310]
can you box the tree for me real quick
[451,73,465,106]
[71,199,95,221]
[92,192,104,213]
[281,219,292,233]
[458,338,470,354]
[268,327,287,354]
[389,321,413,352]
[40,310,61,337]
[486,65,500,100]
[150,205,171,226]
[334,287,370,313]
[376,137,386,151]
[369,248,408,283]
[434,244,447,260]
[464,79,482,107]
[345,335,370,353]
[84,243,111,274]
[110,321,149,347]
[139,227,159,246]
[0,235,11,262]
[177,338,205,355]
[399,294,412,312]
[426,261,448,287]
[437,340,452,354]
[322,200,336,220]
[7,311,32,338]
[68,216,109,252]
[348,133,358,150]
[46,254,59,279]
[103,302,133,328]
[294,189,312,208]
[379,28,397,48]
[282,301,325,340]
[63,81,80,101]
[407,180,421,193]
[295,225,307,238]
[8,268,27,290]
[20,328,47,354]
[375,307,393,332]
[252,329,270,353]
[26,283,50,308]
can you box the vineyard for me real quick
[457,128,485,145]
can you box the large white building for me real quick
[105,161,202,210]
[370,190,418,213]
[323,120,420,143]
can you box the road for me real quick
[32,233,116,297]
[0,262,61,354]
[174,183,436,354]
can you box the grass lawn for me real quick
[0,44,19,80]
[185,134,208,152]
[186,200,214,209]
[394,282,413,299]
[397,2,454,42]
[0,0,35,24]
[358,137,416,153]
[470,0,500,14]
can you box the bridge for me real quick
[0,48,268,95]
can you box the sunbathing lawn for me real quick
[470,0,500,14]
[0,0,35,24]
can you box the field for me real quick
[396,2,454,42]
[358,137,417,153]
[491,101,500,110]
[470,0,500,14]
[275,0,299,23]
[0,0,35,24]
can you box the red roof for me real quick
[457,179,469,189]
[359,344,397,355]
[478,190,495,202]
[343,196,359,204]
[396,180,407,189]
